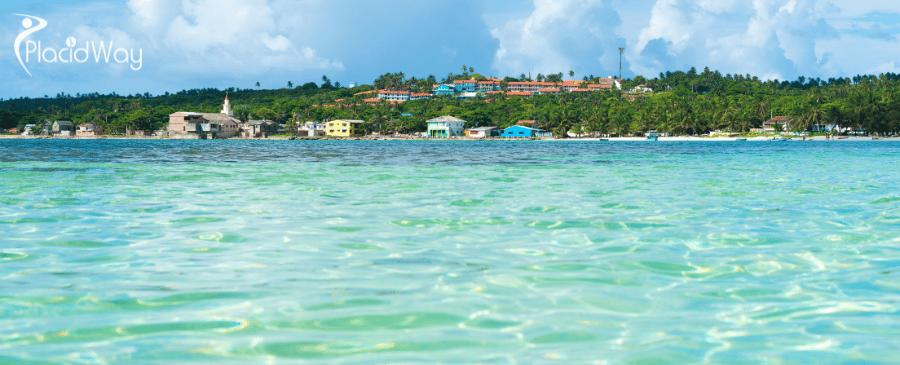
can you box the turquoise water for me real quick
[1,140,899,364]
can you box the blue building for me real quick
[432,84,455,96]
[500,125,553,138]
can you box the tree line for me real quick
[3,68,900,136]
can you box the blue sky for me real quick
[2,0,900,99]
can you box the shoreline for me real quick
[1,135,897,142]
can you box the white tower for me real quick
[221,94,233,117]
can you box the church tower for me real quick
[221,94,233,117]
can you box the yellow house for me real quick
[326,119,365,137]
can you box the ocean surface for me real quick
[1,139,899,364]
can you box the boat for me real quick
[735,138,747,141]
[599,138,609,141]
[771,135,791,141]
[646,130,660,141]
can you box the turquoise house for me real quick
[433,85,455,96]
[501,125,552,138]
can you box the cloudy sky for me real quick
[2,0,899,99]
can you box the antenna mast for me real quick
[618,47,625,79]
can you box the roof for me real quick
[517,120,536,124]
[508,82,556,86]
[330,119,365,124]
[245,120,275,125]
[453,79,477,84]
[504,125,545,131]
[77,123,97,127]
[378,90,410,95]
[469,126,499,131]
[507,91,534,96]
[411,93,431,97]
[54,120,74,125]
[537,88,561,92]
[353,90,377,96]
[427,115,466,123]
[172,112,241,124]
[764,116,792,125]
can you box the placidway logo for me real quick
[13,14,142,77]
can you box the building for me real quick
[536,88,561,96]
[507,81,556,93]
[453,79,478,93]
[629,84,653,94]
[21,124,37,135]
[299,121,326,136]
[242,120,277,138]
[377,90,410,102]
[326,119,365,137]
[500,125,553,138]
[168,95,241,139]
[763,116,793,133]
[426,115,466,138]
[476,80,502,92]
[467,126,499,139]
[410,93,432,101]
[52,120,74,136]
[76,123,103,136]
[432,84,455,96]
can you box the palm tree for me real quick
[255,82,260,90]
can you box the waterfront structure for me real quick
[76,123,103,136]
[52,120,74,136]
[21,124,37,135]
[467,126,499,139]
[501,125,552,138]
[168,95,242,139]
[426,116,466,138]
[763,116,793,133]
[242,120,277,138]
[299,121,326,136]
[326,119,365,137]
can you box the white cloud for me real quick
[490,0,626,79]
[630,0,839,80]
[488,0,900,81]
[125,0,343,73]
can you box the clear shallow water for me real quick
[1,140,899,364]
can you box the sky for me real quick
[2,0,900,99]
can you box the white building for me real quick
[427,115,466,138]
[377,90,410,102]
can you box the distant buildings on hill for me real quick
[370,77,623,103]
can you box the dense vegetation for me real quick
[3,67,900,137]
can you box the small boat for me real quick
[646,130,659,141]
[647,135,658,141]
[735,138,747,141]
[599,138,609,141]
[771,135,790,141]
